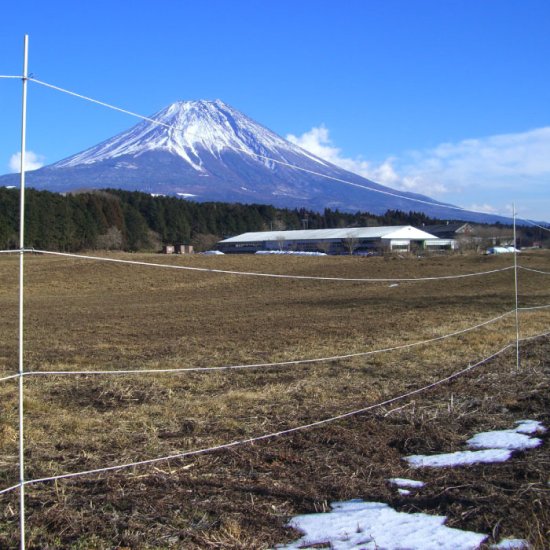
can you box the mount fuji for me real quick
[0,100,506,222]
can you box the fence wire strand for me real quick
[518,303,550,311]
[0,373,20,383]
[25,310,514,377]
[521,219,550,233]
[31,249,514,282]
[519,266,550,276]
[0,483,21,496]
[519,329,550,342]
[6,305,547,388]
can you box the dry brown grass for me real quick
[0,250,549,548]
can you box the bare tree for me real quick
[191,233,221,252]
[342,233,358,255]
[275,235,286,251]
[96,226,123,250]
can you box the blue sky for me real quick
[1,0,549,220]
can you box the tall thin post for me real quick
[18,33,29,550]
[512,203,520,371]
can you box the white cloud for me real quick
[286,125,550,219]
[9,151,45,172]
[400,127,550,192]
[286,125,390,183]
[286,126,447,196]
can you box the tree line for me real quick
[0,187,544,252]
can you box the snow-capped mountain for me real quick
[0,100,507,222]
[53,100,326,173]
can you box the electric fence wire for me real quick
[32,248,515,283]
[0,483,20,496]
[521,219,550,232]
[26,310,515,377]
[0,374,20,383]
[518,303,550,311]
[0,329,547,496]
[1,249,542,282]
[25,77,550,230]
[519,329,550,342]
[1,306,542,384]
[519,266,550,276]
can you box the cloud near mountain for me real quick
[287,125,550,208]
[9,150,46,172]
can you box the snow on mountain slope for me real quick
[53,100,328,172]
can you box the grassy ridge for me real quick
[0,251,549,548]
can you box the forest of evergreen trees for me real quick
[0,187,542,252]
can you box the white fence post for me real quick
[18,33,29,550]
[513,204,520,371]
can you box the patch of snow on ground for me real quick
[490,538,529,549]
[255,250,326,256]
[276,500,487,550]
[405,449,512,468]
[279,422,544,548]
[514,420,546,435]
[467,431,542,451]
[388,478,425,488]
[201,250,224,255]
[405,419,545,468]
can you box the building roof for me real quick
[219,225,439,243]
[423,223,472,235]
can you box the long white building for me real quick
[218,225,455,254]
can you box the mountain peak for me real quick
[157,99,232,119]
[52,98,311,171]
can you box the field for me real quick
[0,250,549,548]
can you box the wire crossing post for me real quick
[512,203,520,372]
[18,33,29,550]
